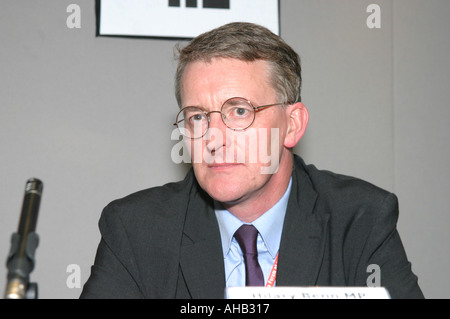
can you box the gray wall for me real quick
[0,0,448,298]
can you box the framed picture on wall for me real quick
[97,0,280,39]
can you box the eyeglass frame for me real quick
[173,97,289,139]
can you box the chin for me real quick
[193,163,265,203]
[199,178,246,204]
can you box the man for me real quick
[80,22,423,299]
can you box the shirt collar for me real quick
[214,177,292,259]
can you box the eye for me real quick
[190,113,204,122]
[221,98,254,128]
[233,107,249,117]
[182,107,206,126]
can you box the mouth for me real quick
[207,163,243,171]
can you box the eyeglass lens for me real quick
[176,98,255,138]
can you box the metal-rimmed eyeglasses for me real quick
[173,97,286,139]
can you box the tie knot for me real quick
[234,224,259,256]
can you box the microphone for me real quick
[4,178,43,299]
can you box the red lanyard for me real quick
[265,252,279,287]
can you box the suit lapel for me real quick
[276,157,330,286]
[179,186,226,298]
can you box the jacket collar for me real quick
[276,155,330,286]
[179,182,226,298]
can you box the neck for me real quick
[222,153,294,223]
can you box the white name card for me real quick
[226,287,391,299]
[99,0,280,38]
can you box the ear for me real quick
[283,102,309,149]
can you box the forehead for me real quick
[180,58,276,107]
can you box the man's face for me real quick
[180,58,294,208]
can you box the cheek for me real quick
[185,139,205,163]
[192,162,204,179]
[231,128,284,163]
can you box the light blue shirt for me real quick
[214,178,292,287]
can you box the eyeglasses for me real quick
[173,97,286,139]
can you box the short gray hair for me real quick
[174,22,302,107]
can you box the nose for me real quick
[204,111,228,153]
[206,111,223,127]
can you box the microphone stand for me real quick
[4,178,43,299]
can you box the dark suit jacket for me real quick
[80,155,424,299]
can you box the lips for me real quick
[207,163,243,170]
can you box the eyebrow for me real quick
[183,105,209,111]
[182,97,252,110]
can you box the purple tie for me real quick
[234,224,265,286]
